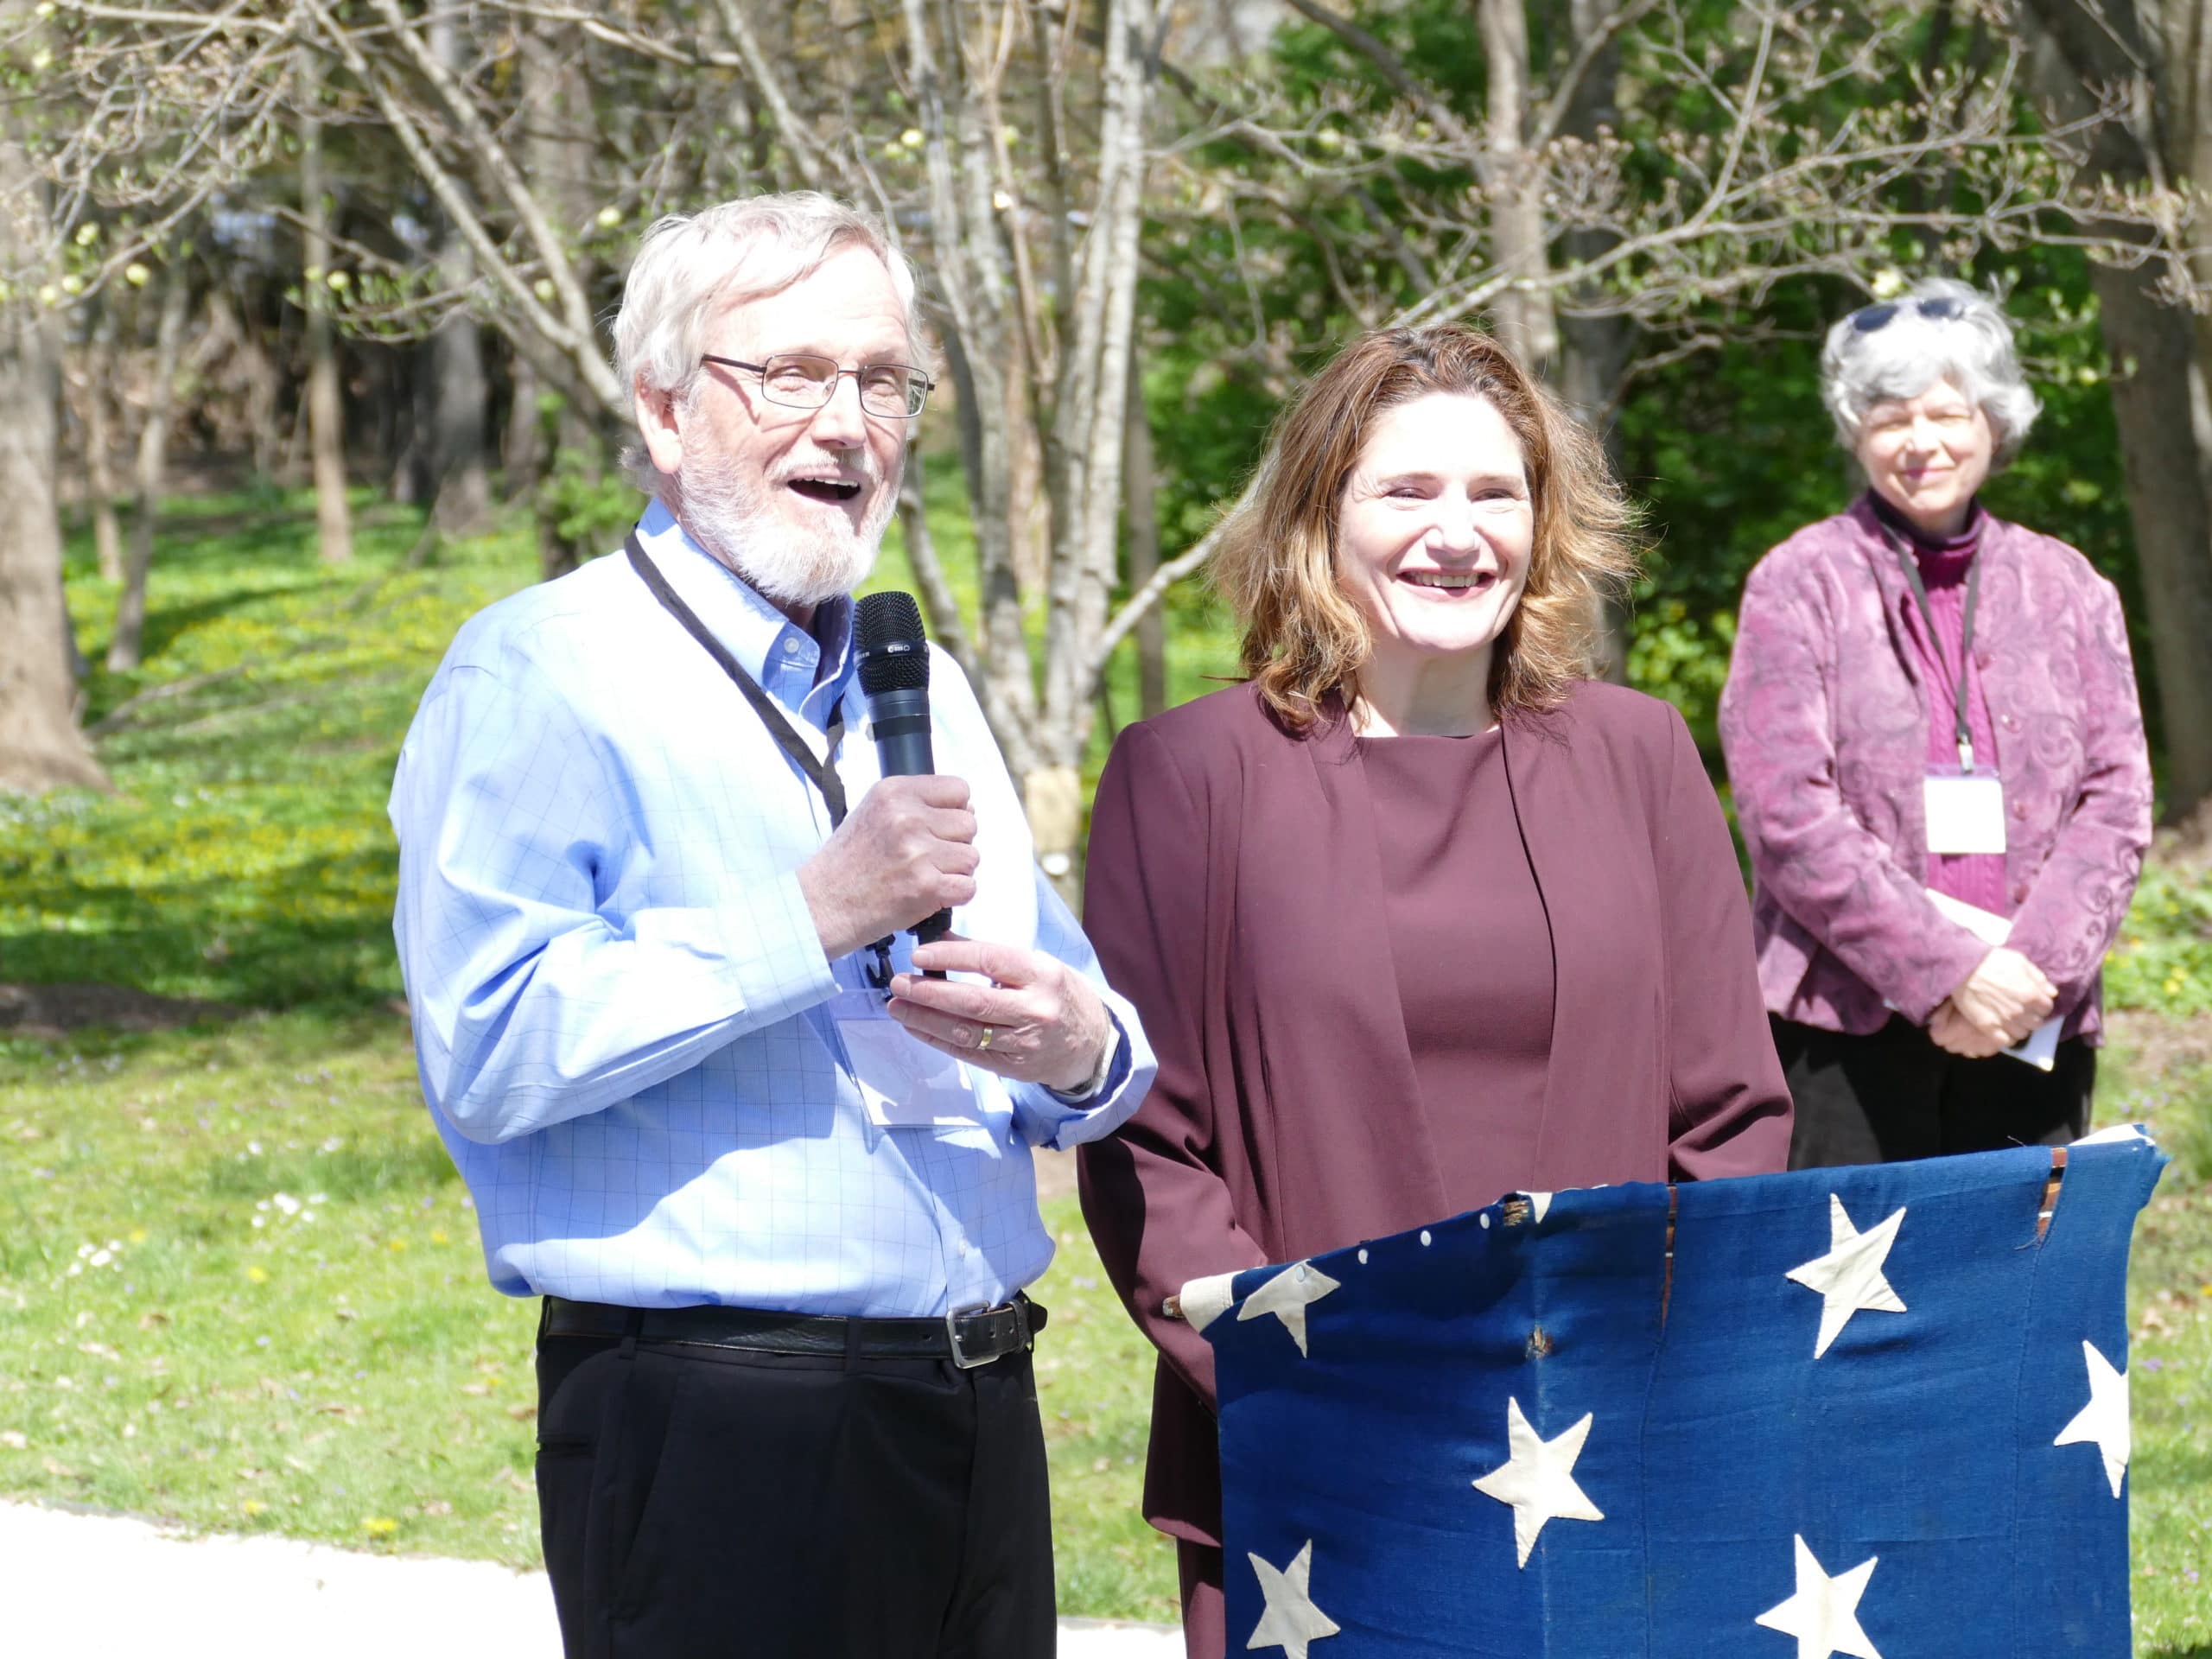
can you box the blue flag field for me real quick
[1194,1129,2165,1658]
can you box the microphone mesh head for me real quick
[854,591,931,695]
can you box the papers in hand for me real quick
[1925,890,2060,1071]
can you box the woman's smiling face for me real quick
[1855,376,1993,538]
[1335,391,1535,677]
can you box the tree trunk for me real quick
[107,269,190,673]
[425,5,491,536]
[504,346,545,500]
[519,16,599,570]
[2163,1,2212,816]
[1477,0,1559,375]
[903,0,1039,772]
[0,295,107,792]
[428,298,492,532]
[2090,266,2212,813]
[1032,0,1157,901]
[1122,337,1166,719]
[1551,0,1635,680]
[299,46,353,566]
[236,292,284,480]
[84,300,124,582]
[390,346,430,506]
[2024,0,2212,818]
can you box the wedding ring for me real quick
[976,1026,994,1052]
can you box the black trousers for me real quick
[534,1314,1054,1659]
[1773,1014,2095,1169]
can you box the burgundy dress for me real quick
[1077,679,1791,1659]
[1359,729,1554,1200]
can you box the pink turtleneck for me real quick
[1868,493,2011,918]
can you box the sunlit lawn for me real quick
[0,474,1202,1618]
[0,482,2204,1641]
[3,471,1236,1009]
[0,1010,1177,1618]
[1,1013,2202,1637]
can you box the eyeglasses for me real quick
[700,353,936,419]
[1847,296,1966,334]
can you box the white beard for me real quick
[676,448,897,611]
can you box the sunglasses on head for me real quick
[1847,295,1967,334]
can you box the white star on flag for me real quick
[1237,1261,1340,1357]
[1471,1396,1605,1567]
[2053,1339,2131,1498]
[1786,1195,1908,1358]
[1756,1535,1885,1659]
[1247,1540,1340,1659]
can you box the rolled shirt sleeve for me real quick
[391,656,839,1146]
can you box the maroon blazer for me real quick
[1077,678,1792,1548]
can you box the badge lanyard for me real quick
[1887,531,1985,774]
[626,532,898,988]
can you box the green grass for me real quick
[3,484,2206,1640]
[0,1009,1176,1613]
[2108,861,2212,1025]
[0,1014,540,1557]
[8,489,518,1007]
[5,472,1234,1009]
[1,1011,2200,1637]
[2100,1032,2212,1656]
[2120,1165,2212,1656]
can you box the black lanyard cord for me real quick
[1886,531,1984,774]
[625,531,897,986]
[626,532,850,822]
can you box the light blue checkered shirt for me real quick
[388,502,1153,1315]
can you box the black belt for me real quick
[540,1294,1046,1370]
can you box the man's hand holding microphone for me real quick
[798,775,978,963]
[796,591,1113,1096]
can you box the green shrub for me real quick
[2106,860,2212,1022]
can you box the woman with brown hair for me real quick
[1077,323,1791,1659]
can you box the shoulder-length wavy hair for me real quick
[1213,324,1639,733]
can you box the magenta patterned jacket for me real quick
[1718,496,2152,1044]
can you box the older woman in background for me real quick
[1719,277,2152,1168]
[1079,323,1790,1659]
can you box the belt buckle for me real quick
[944,1300,1014,1370]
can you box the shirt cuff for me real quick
[1012,1014,1135,1150]
[1046,1015,1126,1104]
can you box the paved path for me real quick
[0,1500,1181,1656]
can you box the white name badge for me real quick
[1924,772,2007,855]
[835,1000,984,1128]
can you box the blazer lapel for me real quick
[1503,701,1674,1189]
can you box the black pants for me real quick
[1773,1014,2095,1169]
[534,1315,1054,1659]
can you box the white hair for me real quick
[1819,276,2041,467]
[611,192,925,495]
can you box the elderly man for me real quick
[389,193,1153,1659]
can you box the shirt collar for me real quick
[633,499,856,728]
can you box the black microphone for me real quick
[854,591,952,958]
